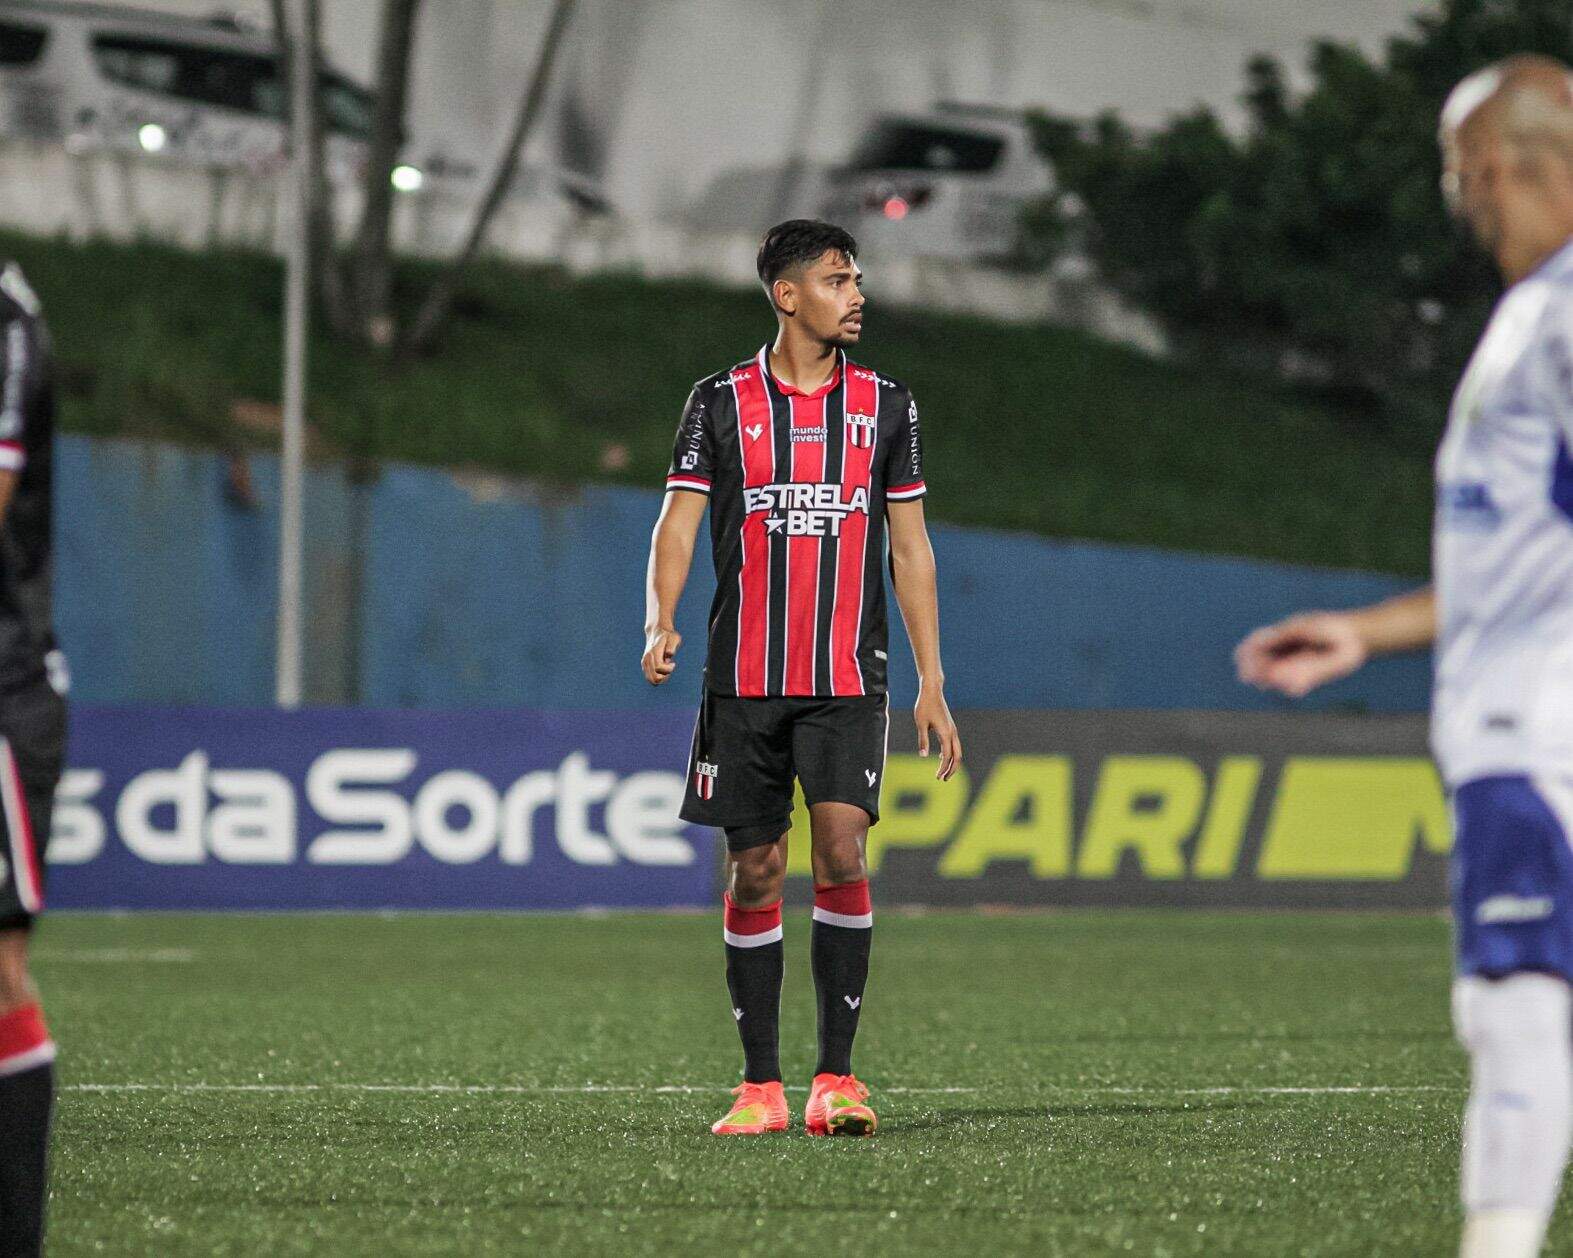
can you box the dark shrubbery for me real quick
[1025,0,1573,447]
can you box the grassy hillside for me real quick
[4,230,1435,575]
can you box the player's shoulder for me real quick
[1525,271,1573,382]
[689,353,766,400]
[843,359,910,403]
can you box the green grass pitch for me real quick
[32,911,1489,1255]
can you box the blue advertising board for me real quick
[47,707,717,911]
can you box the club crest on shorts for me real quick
[846,413,876,449]
[694,760,718,800]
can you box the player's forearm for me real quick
[645,520,696,631]
[1348,586,1437,655]
[890,543,945,687]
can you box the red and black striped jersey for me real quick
[665,346,926,698]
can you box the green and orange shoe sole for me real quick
[804,1072,878,1138]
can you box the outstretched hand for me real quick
[1234,612,1368,699]
[914,687,962,781]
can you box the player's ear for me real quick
[773,277,797,317]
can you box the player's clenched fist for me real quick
[642,625,681,685]
[1234,611,1368,699]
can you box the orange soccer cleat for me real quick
[804,1073,877,1137]
[710,1081,790,1135]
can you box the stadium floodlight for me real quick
[275,0,313,709]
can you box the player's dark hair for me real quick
[756,220,858,294]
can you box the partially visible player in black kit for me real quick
[0,263,67,1257]
[642,220,961,1137]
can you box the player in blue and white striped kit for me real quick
[1237,55,1573,1258]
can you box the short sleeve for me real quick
[665,387,714,495]
[885,389,926,501]
[0,312,39,473]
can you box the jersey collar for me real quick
[758,346,843,399]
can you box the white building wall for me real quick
[0,0,1435,335]
[122,0,1433,221]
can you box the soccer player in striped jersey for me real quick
[0,262,66,1257]
[642,220,961,1137]
[1237,58,1573,1258]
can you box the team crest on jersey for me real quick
[694,760,718,800]
[846,413,876,449]
[1437,480,1502,532]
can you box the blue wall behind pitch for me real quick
[53,435,1432,712]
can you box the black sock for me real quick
[723,895,783,1084]
[0,1059,54,1258]
[812,881,873,1077]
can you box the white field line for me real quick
[62,1083,979,1096]
[1050,1085,1457,1096]
[38,948,197,964]
[59,1082,1458,1098]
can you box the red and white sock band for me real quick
[723,894,783,948]
[813,880,873,929]
[0,1002,54,1077]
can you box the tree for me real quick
[271,0,578,351]
[403,0,578,353]
[346,0,420,345]
[1024,0,1573,444]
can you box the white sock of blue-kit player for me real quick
[1460,1211,1551,1258]
[1453,973,1573,1258]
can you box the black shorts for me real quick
[680,691,889,851]
[0,671,67,931]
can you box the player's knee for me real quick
[815,836,867,886]
[1454,973,1572,1055]
[0,971,33,1011]
[0,933,35,1012]
[808,804,869,884]
[729,845,787,904]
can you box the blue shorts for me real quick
[1453,775,1573,981]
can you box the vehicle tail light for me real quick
[860,184,933,216]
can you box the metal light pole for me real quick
[276,0,313,708]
